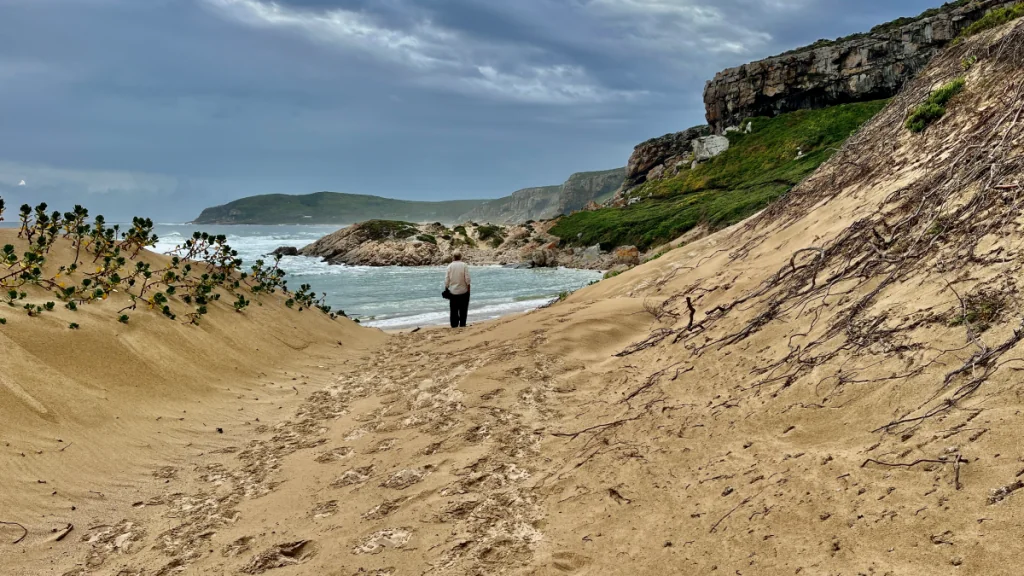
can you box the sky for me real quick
[0,0,942,222]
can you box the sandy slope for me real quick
[7,18,1024,576]
[0,230,380,574]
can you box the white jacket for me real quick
[445,261,471,296]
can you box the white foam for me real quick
[363,298,554,330]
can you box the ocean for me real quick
[151,224,602,329]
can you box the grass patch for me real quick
[957,2,1024,41]
[551,100,887,250]
[906,78,965,133]
[416,234,437,245]
[360,220,419,241]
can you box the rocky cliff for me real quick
[622,126,711,191]
[703,0,1017,132]
[458,186,562,225]
[555,168,627,214]
[457,168,626,225]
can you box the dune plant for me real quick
[0,198,344,327]
[956,3,1024,42]
[906,78,966,133]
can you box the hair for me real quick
[452,251,463,261]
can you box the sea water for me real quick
[152,224,602,329]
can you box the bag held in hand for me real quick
[442,289,452,300]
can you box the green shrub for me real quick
[958,3,1024,41]
[906,78,965,133]
[360,220,418,241]
[416,234,437,245]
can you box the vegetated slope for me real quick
[193,191,488,225]
[551,99,886,250]
[25,19,1024,576]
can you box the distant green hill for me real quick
[193,192,488,225]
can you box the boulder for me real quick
[693,135,730,163]
[271,246,299,257]
[613,246,640,266]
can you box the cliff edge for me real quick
[703,0,1017,132]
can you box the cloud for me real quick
[18,180,26,186]
[199,0,638,104]
[586,0,774,54]
[0,0,946,221]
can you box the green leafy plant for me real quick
[416,234,438,245]
[906,78,966,133]
[69,322,79,330]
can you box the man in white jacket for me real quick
[445,251,471,328]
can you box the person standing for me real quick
[445,251,471,328]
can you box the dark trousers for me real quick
[449,292,470,328]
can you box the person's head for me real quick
[452,251,463,261]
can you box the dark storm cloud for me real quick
[0,0,942,221]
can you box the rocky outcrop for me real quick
[703,0,1017,132]
[458,186,561,225]
[623,126,711,190]
[271,246,299,257]
[556,168,627,215]
[297,220,642,270]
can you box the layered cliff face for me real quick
[622,125,711,190]
[458,186,561,224]
[458,168,626,225]
[556,167,627,214]
[703,0,1016,132]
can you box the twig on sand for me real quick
[1,521,28,544]
[54,523,73,542]
[551,414,643,440]
[710,489,765,533]
[862,457,967,469]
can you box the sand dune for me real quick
[6,18,1024,576]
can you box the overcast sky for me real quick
[0,0,939,222]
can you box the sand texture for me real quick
[6,19,1024,576]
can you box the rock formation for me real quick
[458,169,626,225]
[622,126,711,190]
[296,220,639,270]
[693,135,730,163]
[703,0,1017,132]
[458,186,562,225]
[555,168,627,215]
